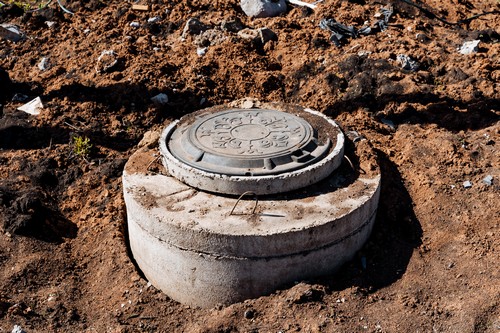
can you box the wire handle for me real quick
[229,191,259,215]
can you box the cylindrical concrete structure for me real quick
[123,102,381,308]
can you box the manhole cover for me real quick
[160,106,345,195]
[168,109,330,176]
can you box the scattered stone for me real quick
[221,18,244,33]
[397,54,419,71]
[151,93,169,105]
[17,97,43,115]
[38,57,50,71]
[148,16,161,23]
[244,309,255,319]
[416,33,430,43]
[459,40,480,55]
[482,175,493,186]
[197,47,208,56]
[45,21,56,28]
[182,18,209,38]
[380,118,396,130]
[0,24,25,42]
[96,50,118,73]
[463,180,472,188]
[130,21,140,28]
[12,93,29,102]
[240,0,287,18]
[11,325,26,333]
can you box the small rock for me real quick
[11,325,26,333]
[130,22,140,28]
[482,175,493,186]
[258,27,278,44]
[17,97,43,115]
[96,50,118,73]
[380,118,396,130]
[415,33,429,43]
[197,47,208,56]
[147,16,160,23]
[12,93,28,102]
[458,40,480,55]
[151,93,168,105]
[463,180,472,188]
[0,24,25,42]
[182,18,209,38]
[38,57,50,71]
[45,21,56,28]
[221,18,244,33]
[397,54,419,71]
[244,309,255,319]
[240,0,287,18]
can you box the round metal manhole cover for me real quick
[160,105,345,195]
[168,109,330,176]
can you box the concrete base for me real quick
[123,143,381,308]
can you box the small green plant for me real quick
[72,136,92,158]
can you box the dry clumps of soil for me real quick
[0,0,499,332]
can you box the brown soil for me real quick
[0,0,499,332]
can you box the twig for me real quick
[287,0,317,10]
[64,121,81,131]
[146,155,160,171]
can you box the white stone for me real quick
[38,57,50,71]
[0,24,24,42]
[240,0,287,18]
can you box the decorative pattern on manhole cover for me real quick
[167,109,332,176]
[191,110,311,158]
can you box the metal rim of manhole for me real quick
[159,106,345,195]
[169,109,331,176]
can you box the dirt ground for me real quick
[0,0,499,331]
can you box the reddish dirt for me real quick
[0,0,499,331]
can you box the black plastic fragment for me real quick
[319,6,393,47]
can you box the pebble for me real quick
[45,21,56,28]
[197,47,208,57]
[148,16,161,23]
[11,325,26,333]
[397,54,419,71]
[459,40,480,55]
[240,0,287,18]
[182,18,208,38]
[482,175,493,186]
[463,180,472,188]
[151,93,169,105]
[0,24,25,42]
[244,309,255,319]
[130,22,140,28]
[38,57,50,71]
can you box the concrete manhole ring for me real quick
[160,106,345,195]
[123,102,381,308]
